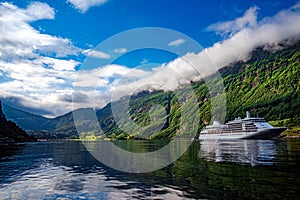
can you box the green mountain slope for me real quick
[3,40,300,139]
[93,41,300,139]
[221,44,300,121]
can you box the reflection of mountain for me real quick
[199,140,277,166]
[0,140,299,199]
[0,143,25,161]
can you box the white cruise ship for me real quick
[199,111,286,140]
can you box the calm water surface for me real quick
[0,139,299,199]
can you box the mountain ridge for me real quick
[2,40,300,139]
[3,104,52,130]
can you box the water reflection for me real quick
[0,143,25,162]
[0,141,194,199]
[199,140,280,166]
[0,140,299,199]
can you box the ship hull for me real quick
[199,128,286,140]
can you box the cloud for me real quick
[0,2,55,22]
[59,91,89,103]
[206,6,258,37]
[203,3,300,68]
[0,58,79,115]
[114,48,127,54]
[168,38,186,46]
[26,2,55,20]
[92,3,300,104]
[59,3,300,115]
[67,0,108,13]
[83,49,111,59]
[73,64,151,110]
[140,58,148,64]
[0,2,82,116]
[75,64,150,88]
[2,2,300,117]
[0,2,81,59]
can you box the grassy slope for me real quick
[22,41,300,139]
[95,41,300,139]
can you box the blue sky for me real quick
[15,0,297,48]
[0,0,299,117]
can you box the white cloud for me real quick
[114,48,127,54]
[140,58,148,64]
[168,38,186,46]
[0,58,78,96]
[0,2,55,22]
[73,64,151,110]
[83,49,111,59]
[63,3,300,114]
[2,2,300,117]
[67,0,108,13]
[0,2,82,116]
[203,3,300,68]
[26,2,55,20]
[0,60,83,117]
[91,3,300,105]
[206,6,258,37]
[75,64,150,88]
[0,2,81,59]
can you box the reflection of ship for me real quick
[199,111,286,140]
[199,140,277,166]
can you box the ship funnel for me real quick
[246,111,250,118]
[213,121,222,125]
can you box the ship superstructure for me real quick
[199,112,286,140]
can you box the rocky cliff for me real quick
[0,101,36,142]
[0,102,5,119]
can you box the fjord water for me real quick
[0,139,299,199]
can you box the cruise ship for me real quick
[199,111,286,140]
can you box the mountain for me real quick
[0,101,36,142]
[2,104,52,130]
[91,40,300,139]
[3,40,300,139]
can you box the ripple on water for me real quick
[0,140,299,199]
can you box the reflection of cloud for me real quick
[67,0,108,13]
[168,38,186,46]
[0,140,190,199]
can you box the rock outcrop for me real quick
[0,101,36,142]
[0,102,5,119]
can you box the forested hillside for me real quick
[92,41,300,139]
[4,41,300,139]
